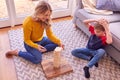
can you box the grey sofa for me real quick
[73,0,120,64]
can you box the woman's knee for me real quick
[33,58,42,64]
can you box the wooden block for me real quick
[53,47,62,68]
[54,47,63,52]
[41,58,73,79]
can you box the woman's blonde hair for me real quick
[32,0,52,21]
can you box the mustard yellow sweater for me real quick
[23,16,61,49]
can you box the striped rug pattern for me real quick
[8,20,120,80]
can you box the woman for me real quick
[6,1,64,64]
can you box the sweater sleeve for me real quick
[46,27,61,45]
[23,21,38,49]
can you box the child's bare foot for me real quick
[6,50,18,58]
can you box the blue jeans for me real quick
[18,37,58,64]
[71,48,105,68]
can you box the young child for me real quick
[6,1,64,64]
[71,18,112,78]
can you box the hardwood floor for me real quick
[0,16,72,80]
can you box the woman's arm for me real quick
[46,27,61,45]
[23,17,39,49]
[23,25,38,49]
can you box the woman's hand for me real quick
[59,43,65,50]
[37,45,47,52]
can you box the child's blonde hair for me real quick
[32,0,52,21]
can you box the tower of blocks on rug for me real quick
[41,47,73,79]
[53,47,62,68]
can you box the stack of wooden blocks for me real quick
[41,47,73,79]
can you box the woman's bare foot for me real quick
[73,24,78,28]
[6,50,18,58]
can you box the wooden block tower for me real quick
[41,47,73,79]
[53,47,62,69]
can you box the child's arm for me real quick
[98,19,113,44]
[83,19,98,28]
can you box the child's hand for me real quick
[98,18,109,28]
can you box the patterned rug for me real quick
[8,20,120,80]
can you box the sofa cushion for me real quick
[96,0,120,11]
[76,9,120,23]
[109,22,120,51]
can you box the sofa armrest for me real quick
[76,0,83,9]
[72,0,83,24]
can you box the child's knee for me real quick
[71,50,76,56]
[98,49,105,56]
[99,49,105,53]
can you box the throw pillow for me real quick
[82,0,113,15]
[96,0,120,11]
